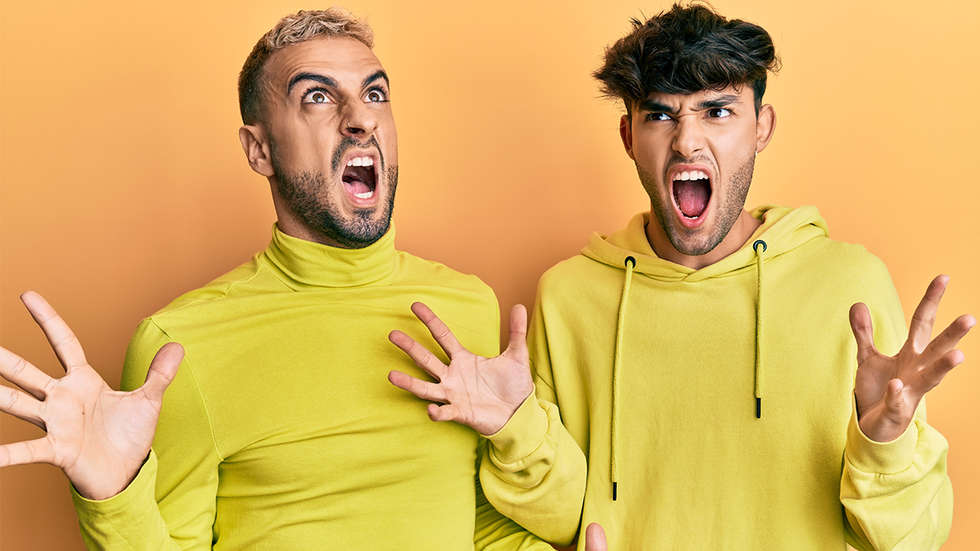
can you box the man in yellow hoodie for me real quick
[388,3,975,550]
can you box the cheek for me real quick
[630,134,665,165]
[709,132,755,169]
[381,118,398,165]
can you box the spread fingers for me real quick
[0,438,56,468]
[0,347,55,400]
[0,385,46,429]
[410,302,465,358]
[20,292,88,373]
[389,330,448,380]
[387,370,447,403]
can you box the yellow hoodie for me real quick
[482,206,951,550]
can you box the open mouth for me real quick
[342,156,377,201]
[672,169,711,220]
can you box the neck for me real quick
[646,209,762,270]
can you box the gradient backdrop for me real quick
[2,0,978,549]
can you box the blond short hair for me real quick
[238,8,375,124]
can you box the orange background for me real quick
[2,0,978,549]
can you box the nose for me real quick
[672,116,705,159]
[342,101,378,139]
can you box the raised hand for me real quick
[851,275,975,442]
[0,292,183,500]
[388,302,534,436]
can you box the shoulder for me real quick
[794,236,894,288]
[536,253,617,299]
[133,253,279,339]
[393,251,501,355]
[395,251,496,302]
[163,255,272,309]
[781,235,904,341]
[540,254,606,286]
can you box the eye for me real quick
[646,112,671,122]
[365,89,388,103]
[707,107,732,118]
[303,90,330,104]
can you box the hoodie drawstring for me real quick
[611,256,636,501]
[609,242,766,501]
[753,240,767,419]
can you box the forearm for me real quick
[480,396,587,547]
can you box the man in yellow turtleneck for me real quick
[0,8,572,550]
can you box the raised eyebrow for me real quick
[287,72,337,96]
[362,70,389,90]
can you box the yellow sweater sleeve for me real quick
[480,392,587,546]
[71,451,180,550]
[840,282,952,551]
[72,320,221,549]
[473,440,557,550]
[841,403,952,551]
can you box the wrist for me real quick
[858,417,908,444]
[847,404,917,474]
[72,453,149,501]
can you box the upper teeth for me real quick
[673,170,708,181]
[347,156,374,167]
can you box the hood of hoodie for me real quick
[582,205,829,281]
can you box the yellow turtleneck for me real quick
[72,225,548,550]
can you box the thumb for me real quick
[141,342,184,402]
[584,522,607,551]
[884,378,905,415]
[503,304,529,358]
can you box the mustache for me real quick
[665,154,712,170]
[331,135,383,173]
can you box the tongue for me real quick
[346,180,371,195]
[675,180,709,218]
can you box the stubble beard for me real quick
[271,137,398,249]
[638,154,754,257]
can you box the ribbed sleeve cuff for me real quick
[485,393,550,465]
[846,408,917,475]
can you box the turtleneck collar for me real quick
[262,224,399,289]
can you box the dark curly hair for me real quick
[594,2,780,115]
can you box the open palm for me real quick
[852,275,974,442]
[388,302,533,436]
[0,292,183,500]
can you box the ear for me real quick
[239,124,275,178]
[754,104,776,154]
[619,114,635,161]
